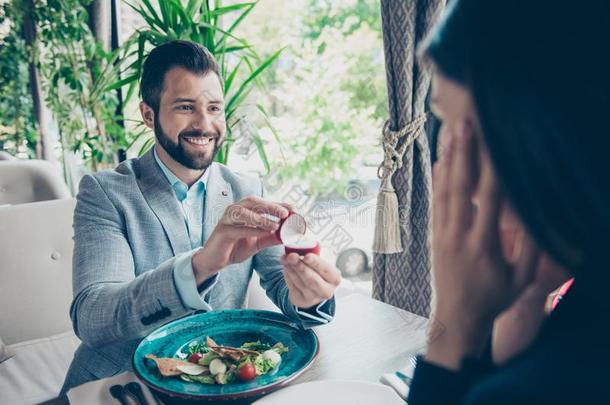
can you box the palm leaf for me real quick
[214,2,257,54]
[157,0,171,28]
[214,44,252,55]
[104,72,139,92]
[138,135,156,156]
[251,129,271,174]
[186,0,202,16]
[224,1,257,35]
[226,48,284,113]
[223,59,242,95]
[256,103,286,161]
[211,2,256,17]
[126,0,166,32]
[124,80,139,105]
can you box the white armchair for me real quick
[0,197,288,404]
[0,198,79,405]
[0,160,71,206]
[0,151,16,160]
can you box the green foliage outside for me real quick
[36,0,125,171]
[0,2,38,158]
[235,0,387,196]
[0,0,387,197]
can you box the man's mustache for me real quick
[179,129,220,139]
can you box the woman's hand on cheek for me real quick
[492,253,571,365]
[427,122,541,370]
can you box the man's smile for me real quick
[182,136,215,147]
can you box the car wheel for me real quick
[335,248,369,277]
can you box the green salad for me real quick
[146,336,288,385]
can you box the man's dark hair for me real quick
[140,40,222,114]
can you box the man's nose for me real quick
[192,110,215,133]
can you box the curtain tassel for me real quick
[373,176,402,253]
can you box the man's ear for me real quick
[140,101,155,129]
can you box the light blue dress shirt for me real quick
[154,148,331,322]
[154,149,218,311]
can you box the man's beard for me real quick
[154,115,221,170]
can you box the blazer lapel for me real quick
[135,149,191,255]
[203,163,233,244]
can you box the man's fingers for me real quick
[283,266,317,303]
[221,225,275,240]
[283,269,308,302]
[238,196,290,219]
[255,233,283,251]
[224,204,279,231]
[301,254,341,287]
[278,202,294,212]
[283,256,335,301]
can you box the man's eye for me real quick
[209,106,223,113]
[176,105,193,111]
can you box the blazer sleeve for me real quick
[70,174,191,347]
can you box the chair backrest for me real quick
[0,198,76,344]
[0,160,71,205]
[0,151,16,161]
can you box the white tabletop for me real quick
[51,293,427,405]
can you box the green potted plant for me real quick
[109,0,283,173]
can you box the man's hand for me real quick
[191,196,290,285]
[281,253,342,309]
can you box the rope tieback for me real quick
[373,114,427,254]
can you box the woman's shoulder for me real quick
[466,335,609,404]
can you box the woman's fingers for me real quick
[448,122,477,235]
[433,126,454,230]
[512,232,541,294]
[472,150,503,249]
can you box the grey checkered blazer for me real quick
[61,149,333,392]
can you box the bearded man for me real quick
[61,40,340,393]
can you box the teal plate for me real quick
[132,310,319,401]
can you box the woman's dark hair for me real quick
[422,1,610,285]
[140,40,222,114]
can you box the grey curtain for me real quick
[372,0,446,317]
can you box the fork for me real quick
[125,382,150,405]
[109,384,130,405]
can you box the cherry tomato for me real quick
[188,353,203,364]
[238,363,257,381]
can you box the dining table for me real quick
[42,293,428,405]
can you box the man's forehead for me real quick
[162,68,223,102]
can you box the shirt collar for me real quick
[153,147,209,201]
